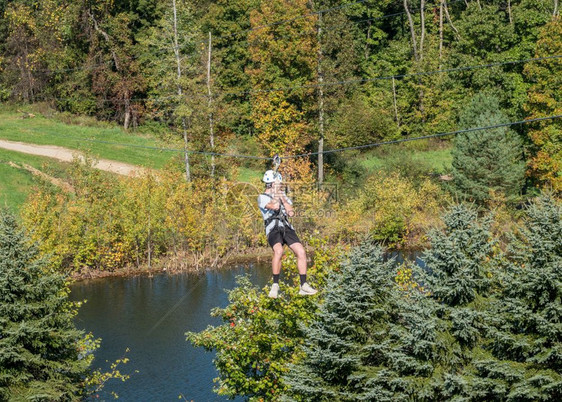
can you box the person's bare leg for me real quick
[269,243,284,298]
[290,242,317,295]
[272,243,284,275]
[289,242,307,275]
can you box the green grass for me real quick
[0,111,178,169]
[0,148,74,211]
[0,163,36,212]
[237,166,261,182]
[359,147,452,173]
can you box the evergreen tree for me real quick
[483,195,562,400]
[0,211,92,400]
[284,243,443,400]
[421,204,499,399]
[452,92,525,205]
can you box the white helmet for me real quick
[262,170,282,183]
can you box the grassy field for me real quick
[0,106,454,210]
[0,148,71,211]
[359,144,452,173]
[0,110,178,169]
[0,162,35,212]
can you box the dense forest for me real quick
[0,0,560,185]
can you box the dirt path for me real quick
[0,139,143,176]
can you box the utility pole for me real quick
[207,31,215,178]
[172,0,191,182]
[317,13,325,185]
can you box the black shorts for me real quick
[267,227,301,248]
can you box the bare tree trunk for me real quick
[507,0,513,24]
[404,0,419,61]
[392,76,400,128]
[444,1,460,39]
[206,32,215,178]
[124,98,131,130]
[182,121,191,182]
[88,11,120,70]
[419,0,426,60]
[365,20,372,61]
[439,0,444,69]
[475,0,482,11]
[89,11,134,130]
[317,13,325,185]
[172,0,191,181]
[554,0,559,17]
[147,226,152,269]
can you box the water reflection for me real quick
[70,264,271,401]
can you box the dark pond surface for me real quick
[69,252,423,401]
[70,263,272,401]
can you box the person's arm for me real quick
[259,193,280,211]
[265,198,280,210]
[279,194,294,216]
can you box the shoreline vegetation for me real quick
[69,248,273,282]
[2,108,452,281]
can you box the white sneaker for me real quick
[269,283,280,298]
[299,282,318,296]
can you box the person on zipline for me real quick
[258,170,317,298]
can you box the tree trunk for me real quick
[182,120,191,182]
[444,1,460,39]
[419,0,426,60]
[172,0,191,182]
[392,76,400,128]
[147,227,152,269]
[365,20,372,61]
[439,0,444,69]
[89,11,133,129]
[207,31,215,178]
[124,98,131,130]
[317,13,325,185]
[404,0,419,61]
[507,0,513,24]
[88,11,120,70]
[554,0,559,17]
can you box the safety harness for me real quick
[262,192,291,232]
[262,153,291,233]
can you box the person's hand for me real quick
[273,182,285,198]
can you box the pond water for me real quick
[70,263,272,401]
[69,252,423,401]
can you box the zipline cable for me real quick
[15,114,561,161]
[282,114,562,158]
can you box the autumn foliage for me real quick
[524,18,562,192]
